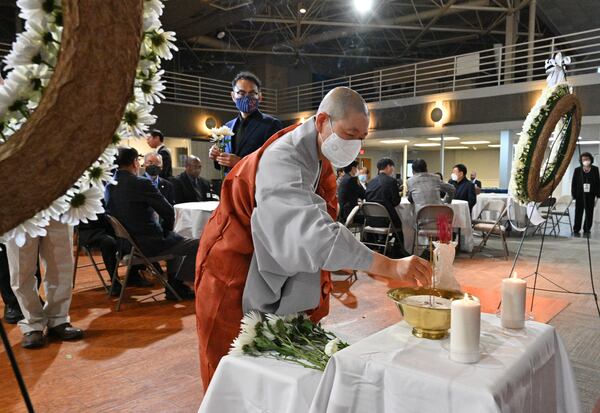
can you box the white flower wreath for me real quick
[0,0,177,245]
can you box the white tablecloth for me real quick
[198,313,580,413]
[396,198,474,253]
[173,201,219,238]
[472,193,509,221]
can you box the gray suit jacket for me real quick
[407,172,455,213]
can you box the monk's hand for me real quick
[217,153,241,168]
[394,256,432,287]
[208,145,221,160]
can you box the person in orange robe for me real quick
[195,87,432,389]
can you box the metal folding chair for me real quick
[534,197,557,237]
[360,202,396,256]
[413,205,454,256]
[72,226,111,294]
[471,200,509,259]
[105,215,182,311]
[548,195,573,235]
[331,205,363,285]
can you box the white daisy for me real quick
[138,70,166,104]
[3,33,42,69]
[81,161,117,188]
[145,28,178,60]
[324,338,341,357]
[41,193,70,220]
[60,186,105,225]
[0,212,49,247]
[122,102,156,137]
[144,0,164,17]
[100,144,119,164]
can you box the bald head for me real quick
[185,155,202,178]
[317,87,369,121]
[144,152,162,166]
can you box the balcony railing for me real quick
[2,27,600,116]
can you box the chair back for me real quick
[476,199,506,222]
[416,204,454,230]
[361,202,390,220]
[105,215,142,254]
[555,195,572,209]
[538,197,556,209]
[344,205,361,228]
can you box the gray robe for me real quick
[242,118,374,315]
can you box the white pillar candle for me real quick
[450,293,481,363]
[501,272,527,329]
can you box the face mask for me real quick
[321,118,362,169]
[145,164,161,176]
[582,160,591,167]
[451,173,458,181]
[358,174,367,183]
[235,95,259,113]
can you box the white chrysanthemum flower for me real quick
[16,0,59,23]
[145,28,178,60]
[0,212,49,247]
[4,32,43,69]
[324,338,341,357]
[144,0,164,17]
[81,161,117,188]
[60,186,105,225]
[100,144,119,164]
[229,328,257,356]
[122,101,156,137]
[241,311,263,334]
[138,70,166,104]
[41,193,70,220]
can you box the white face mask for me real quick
[320,118,362,169]
[582,160,591,167]
[451,173,458,181]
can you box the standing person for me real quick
[6,221,83,349]
[470,171,482,195]
[172,156,214,204]
[337,161,365,223]
[146,129,172,179]
[0,246,24,324]
[449,164,477,212]
[208,72,282,172]
[195,87,431,389]
[571,152,600,236]
[358,167,369,189]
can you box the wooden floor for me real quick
[1,227,599,412]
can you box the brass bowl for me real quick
[387,287,464,340]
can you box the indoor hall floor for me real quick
[1,223,599,412]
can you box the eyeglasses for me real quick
[234,89,259,98]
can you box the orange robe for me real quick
[194,124,337,389]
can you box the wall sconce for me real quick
[205,117,217,129]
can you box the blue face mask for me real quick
[358,174,367,183]
[235,95,259,114]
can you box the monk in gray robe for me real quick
[195,87,432,388]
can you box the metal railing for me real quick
[2,27,600,115]
[277,27,600,114]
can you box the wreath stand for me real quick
[0,320,34,412]
[502,94,600,318]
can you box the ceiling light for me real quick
[488,144,501,148]
[354,0,373,14]
[216,31,226,39]
[414,143,441,147]
[427,136,459,141]
[578,140,600,145]
[299,7,307,13]
[380,139,409,144]
[445,146,469,150]
[460,140,491,145]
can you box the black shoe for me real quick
[165,280,195,300]
[47,323,84,341]
[127,274,153,288]
[109,281,122,297]
[22,331,46,349]
[573,231,581,237]
[4,305,24,324]
[583,231,591,237]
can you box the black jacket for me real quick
[471,179,482,188]
[571,165,600,199]
[450,178,477,211]
[337,174,365,223]
[144,173,175,205]
[157,145,173,179]
[105,170,182,256]
[365,173,402,228]
[215,110,282,170]
[172,172,213,204]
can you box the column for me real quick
[527,0,537,80]
[499,130,514,189]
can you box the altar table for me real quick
[198,313,580,413]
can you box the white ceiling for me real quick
[363,131,502,151]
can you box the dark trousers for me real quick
[0,246,19,309]
[574,195,596,233]
[162,238,200,282]
[79,229,118,278]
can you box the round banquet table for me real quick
[173,201,219,239]
[395,198,473,253]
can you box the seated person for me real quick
[105,147,198,299]
[172,156,214,204]
[449,163,477,212]
[407,159,455,213]
[365,158,410,258]
[337,160,365,223]
[143,152,174,205]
